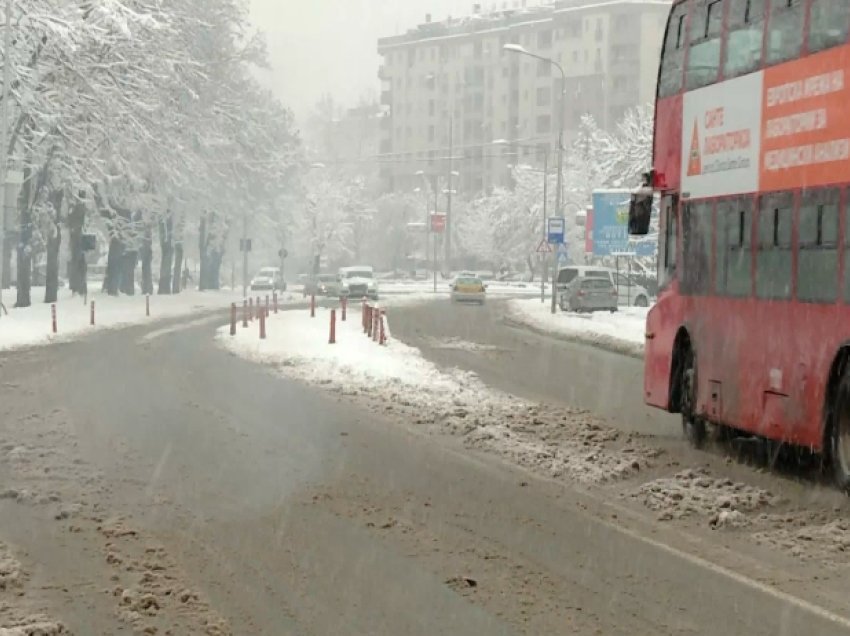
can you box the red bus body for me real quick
[645,0,850,451]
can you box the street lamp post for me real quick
[494,139,548,302]
[504,43,566,314]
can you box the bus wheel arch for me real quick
[824,347,850,491]
[669,327,692,414]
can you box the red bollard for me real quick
[256,296,261,319]
[259,308,266,340]
[341,297,347,322]
[249,297,254,321]
[366,305,373,338]
[230,302,237,336]
[265,295,270,318]
[145,294,150,317]
[90,300,95,326]
[273,292,278,314]
[242,299,248,328]
[372,309,379,342]
[51,304,57,334]
[310,294,316,318]
[361,299,367,332]
[379,310,387,345]
[329,309,336,344]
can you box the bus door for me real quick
[644,193,680,409]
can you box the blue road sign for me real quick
[547,217,565,244]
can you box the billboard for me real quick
[591,190,631,256]
[679,43,850,198]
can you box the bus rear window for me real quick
[724,0,765,78]
[766,0,804,66]
[809,0,850,53]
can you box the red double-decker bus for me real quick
[629,0,850,488]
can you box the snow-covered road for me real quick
[505,298,647,357]
[0,288,301,352]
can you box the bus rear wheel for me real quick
[830,371,850,492]
[680,345,707,448]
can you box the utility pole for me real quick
[541,151,548,303]
[552,73,566,315]
[241,212,248,297]
[0,0,12,317]
[445,117,453,274]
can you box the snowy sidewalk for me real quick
[217,303,658,486]
[505,298,647,358]
[0,288,300,352]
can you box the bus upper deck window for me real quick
[724,0,766,78]
[686,0,723,89]
[767,0,805,65]
[809,0,850,53]
[659,2,691,97]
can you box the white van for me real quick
[556,265,649,307]
[338,265,378,300]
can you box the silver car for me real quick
[559,276,618,313]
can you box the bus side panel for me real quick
[653,96,682,191]
[643,285,683,409]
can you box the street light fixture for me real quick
[503,42,566,315]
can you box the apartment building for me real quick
[376,0,670,196]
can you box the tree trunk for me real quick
[158,215,173,295]
[208,251,222,290]
[120,249,137,295]
[15,138,34,308]
[171,242,183,294]
[44,190,64,304]
[198,214,209,290]
[1,233,10,289]
[140,223,153,295]
[526,256,535,283]
[67,200,87,296]
[104,237,123,296]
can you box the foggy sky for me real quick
[249,0,543,124]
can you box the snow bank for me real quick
[0,288,299,352]
[505,298,648,358]
[217,304,659,486]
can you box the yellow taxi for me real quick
[450,275,486,304]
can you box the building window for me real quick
[565,18,582,37]
[681,201,714,294]
[717,197,753,297]
[537,30,552,48]
[756,192,793,300]
[659,1,690,97]
[686,0,723,89]
[766,0,805,66]
[809,0,850,53]
[536,114,551,133]
[725,0,766,78]
[798,188,839,303]
[572,50,579,62]
[428,100,435,116]
[536,86,551,106]
[428,125,435,142]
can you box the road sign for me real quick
[430,213,446,233]
[279,248,288,258]
[536,238,553,253]
[547,217,565,244]
[556,242,569,263]
[239,238,252,252]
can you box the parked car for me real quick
[304,273,339,296]
[338,265,378,300]
[450,275,486,304]
[557,265,650,307]
[250,267,285,291]
[559,276,618,313]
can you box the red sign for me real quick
[430,213,446,233]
